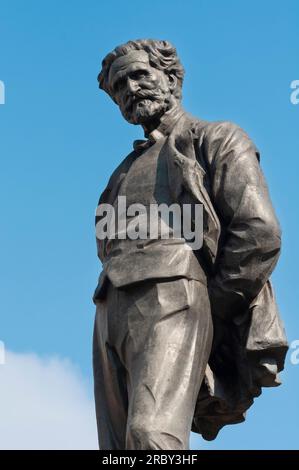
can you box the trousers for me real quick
[93,277,213,450]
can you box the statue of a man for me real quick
[93,39,288,450]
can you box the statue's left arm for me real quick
[202,122,281,320]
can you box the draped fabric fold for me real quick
[165,112,288,440]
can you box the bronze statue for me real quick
[92,39,288,450]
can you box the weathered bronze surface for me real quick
[93,39,288,450]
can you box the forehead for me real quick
[108,51,150,84]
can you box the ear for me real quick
[168,74,177,93]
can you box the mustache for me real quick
[124,89,164,112]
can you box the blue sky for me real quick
[0,0,298,449]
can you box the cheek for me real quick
[154,74,169,92]
[139,78,156,89]
[141,72,164,89]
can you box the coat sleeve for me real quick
[202,122,281,320]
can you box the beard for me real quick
[121,88,171,125]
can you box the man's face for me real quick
[108,51,173,125]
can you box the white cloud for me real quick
[0,350,98,449]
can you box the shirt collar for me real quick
[145,104,184,140]
[133,105,184,152]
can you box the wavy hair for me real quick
[98,39,184,100]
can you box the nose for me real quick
[126,78,139,94]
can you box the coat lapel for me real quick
[165,112,221,267]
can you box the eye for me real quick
[130,70,148,80]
